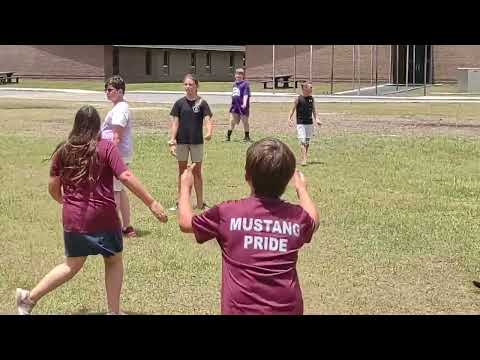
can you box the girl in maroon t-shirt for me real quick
[16,105,168,315]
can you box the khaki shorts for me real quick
[176,144,204,163]
[114,157,131,192]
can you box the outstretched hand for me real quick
[150,200,168,223]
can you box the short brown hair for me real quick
[245,138,296,198]
[105,75,126,93]
[301,81,312,90]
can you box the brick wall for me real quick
[433,45,480,82]
[0,45,106,79]
[246,45,391,82]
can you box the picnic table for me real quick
[0,71,19,84]
[259,74,307,89]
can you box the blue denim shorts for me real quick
[64,231,123,257]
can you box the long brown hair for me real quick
[51,105,102,185]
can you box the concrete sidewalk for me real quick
[2,87,480,104]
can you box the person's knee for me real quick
[65,258,85,275]
[104,253,123,265]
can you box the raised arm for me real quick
[292,170,319,232]
[178,164,196,233]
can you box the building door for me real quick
[392,45,432,84]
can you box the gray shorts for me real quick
[176,144,204,162]
[64,231,123,257]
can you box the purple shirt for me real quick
[50,139,129,234]
[192,196,316,315]
[230,80,251,116]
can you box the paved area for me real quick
[1,87,480,104]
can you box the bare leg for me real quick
[300,143,307,165]
[192,161,203,207]
[241,115,250,132]
[29,256,87,303]
[229,113,239,131]
[103,252,123,314]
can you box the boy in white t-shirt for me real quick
[101,75,136,237]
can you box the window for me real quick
[112,47,119,75]
[243,54,246,67]
[191,52,196,72]
[205,52,211,73]
[145,49,152,75]
[229,52,235,73]
[163,51,170,75]
[163,51,169,66]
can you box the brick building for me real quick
[0,45,245,82]
[245,45,480,84]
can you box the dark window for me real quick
[206,52,212,73]
[163,51,169,66]
[206,52,211,67]
[243,54,246,67]
[229,52,235,67]
[145,49,152,75]
[191,52,196,67]
[163,51,169,75]
[113,47,119,75]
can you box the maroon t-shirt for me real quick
[192,196,316,315]
[50,139,128,234]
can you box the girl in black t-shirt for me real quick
[168,74,214,211]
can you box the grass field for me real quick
[1,98,480,314]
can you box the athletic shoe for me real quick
[301,160,307,166]
[243,138,252,143]
[169,203,178,211]
[122,226,137,238]
[106,311,127,315]
[16,288,35,315]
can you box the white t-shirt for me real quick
[101,101,133,159]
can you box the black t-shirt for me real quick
[296,95,314,125]
[170,96,213,144]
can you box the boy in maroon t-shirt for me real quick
[178,138,319,314]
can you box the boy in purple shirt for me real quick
[226,68,252,143]
[178,138,319,314]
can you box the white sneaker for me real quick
[168,203,178,212]
[16,288,35,315]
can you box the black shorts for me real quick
[64,231,123,257]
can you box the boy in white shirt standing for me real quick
[102,75,136,237]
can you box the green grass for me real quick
[1,99,480,314]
